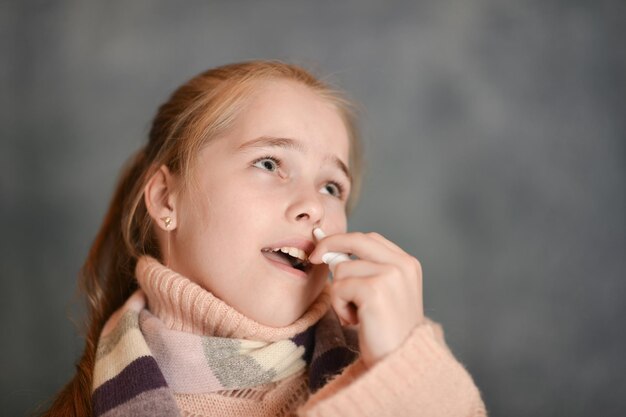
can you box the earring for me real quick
[160,216,172,229]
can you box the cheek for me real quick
[199,185,267,244]
[323,204,348,233]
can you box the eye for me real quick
[320,181,344,199]
[252,156,281,172]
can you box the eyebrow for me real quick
[237,136,352,183]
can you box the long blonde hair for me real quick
[41,61,363,416]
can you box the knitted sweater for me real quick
[93,257,487,416]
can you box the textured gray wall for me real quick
[1,1,624,416]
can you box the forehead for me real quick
[225,79,351,161]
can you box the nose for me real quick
[286,186,325,226]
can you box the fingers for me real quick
[330,259,387,280]
[330,275,377,325]
[328,261,382,325]
[329,261,402,324]
[311,230,425,367]
[311,232,420,285]
[310,232,403,265]
[366,232,405,255]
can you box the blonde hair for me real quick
[41,60,364,416]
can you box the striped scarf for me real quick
[92,287,358,416]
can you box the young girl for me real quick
[44,61,486,416]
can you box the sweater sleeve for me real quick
[297,319,487,417]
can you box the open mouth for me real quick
[261,247,312,273]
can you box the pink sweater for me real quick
[133,256,487,416]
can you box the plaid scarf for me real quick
[91,290,358,417]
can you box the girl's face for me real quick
[170,80,351,327]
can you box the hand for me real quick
[309,232,424,368]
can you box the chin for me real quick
[240,266,327,327]
[245,292,313,327]
[255,303,308,328]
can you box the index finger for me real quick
[309,231,398,265]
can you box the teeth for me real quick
[281,247,307,262]
[263,246,308,262]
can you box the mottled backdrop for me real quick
[1,1,624,416]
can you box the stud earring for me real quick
[160,216,172,229]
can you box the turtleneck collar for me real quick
[135,255,331,342]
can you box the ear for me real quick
[144,164,179,231]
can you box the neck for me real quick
[135,255,331,342]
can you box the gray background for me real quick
[1,1,624,416]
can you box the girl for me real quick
[44,61,486,416]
